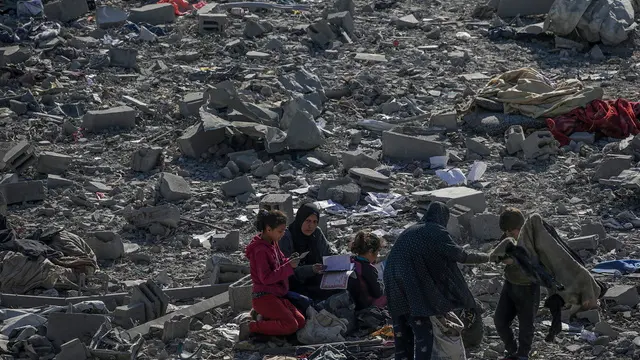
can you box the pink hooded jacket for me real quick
[245,234,294,297]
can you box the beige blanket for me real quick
[475,68,603,119]
[517,214,601,309]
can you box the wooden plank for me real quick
[124,292,229,340]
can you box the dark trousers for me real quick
[392,315,434,360]
[494,281,540,358]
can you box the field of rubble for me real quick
[2,0,640,358]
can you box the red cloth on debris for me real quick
[546,99,640,146]
[157,0,206,15]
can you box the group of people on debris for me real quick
[241,200,606,360]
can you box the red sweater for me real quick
[245,234,294,297]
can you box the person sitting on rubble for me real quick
[347,230,387,310]
[240,210,306,340]
[384,201,490,360]
[279,202,335,301]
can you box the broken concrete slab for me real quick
[430,111,458,131]
[47,312,108,347]
[47,175,74,188]
[56,338,89,360]
[341,150,380,171]
[382,131,446,161]
[179,92,205,118]
[229,275,252,313]
[128,3,175,25]
[567,235,598,251]
[0,46,31,66]
[221,175,254,197]
[0,181,46,205]
[413,186,487,213]
[603,285,640,308]
[178,122,226,158]
[580,222,607,241]
[82,106,136,132]
[123,204,181,229]
[113,302,146,329]
[211,231,240,251]
[162,315,190,342]
[96,6,128,29]
[85,232,124,260]
[593,154,633,181]
[159,173,191,202]
[131,146,162,172]
[318,177,361,206]
[43,0,89,22]
[285,110,325,150]
[37,151,73,174]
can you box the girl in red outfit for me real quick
[240,210,306,340]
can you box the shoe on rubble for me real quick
[238,321,251,341]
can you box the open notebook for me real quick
[320,254,355,290]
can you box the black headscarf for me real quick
[384,201,476,318]
[288,203,323,264]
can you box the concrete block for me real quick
[382,131,446,161]
[414,186,487,213]
[0,140,36,172]
[69,36,99,49]
[327,11,354,35]
[333,0,355,15]
[497,0,554,17]
[82,106,136,132]
[206,260,250,284]
[55,338,89,360]
[162,315,190,342]
[470,213,502,241]
[0,181,45,205]
[570,132,596,145]
[211,231,240,251]
[567,235,598,251]
[46,312,108,347]
[505,125,525,155]
[244,19,268,38]
[229,275,252,313]
[123,204,181,228]
[450,203,474,230]
[260,193,294,223]
[199,14,228,34]
[580,222,607,241]
[318,177,361,206]
[349,167,390,191]
[37,151,72,174]
[594,321,619,339]
[431,111,458,131]
[96,6,128,29]
[308,20,336,46]
[522,130,558,160]
[577,309,601,324]
[43,0,89,22]
[130,281,169,322]
[85,231,124,260]
[0,46,30,66]
[108,48,137,69]
[128,3,175,25]
[47,175,74,188]
[177,123,225,158]
[179,92,205,118]
[221,175,254,197]
[593,154,632,181]
[466,137,491,157]
[228,150,258,172]
[603,285,640,308]
[113,302,145,329]
[159,172,191,202]
[131,146,162,172]
[340,150,380,171]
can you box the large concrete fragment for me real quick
[382,131,446,161]
[159,173,191,202]
[131,146,162,172]
[603,285,640,307]
[348,167,390,192]
[85,232,124,260]
[0,181,46,205]
[469,213,502,241]
[37,152,73,174]
[413,187,487,213]
[178,122,225,158]
[43,0,89,22]
[229,275,252,313]
[221,175,254,197]
[341,150,380,170]
[317,177,361,206]
[286,110,325,150]
[593,154,632,181]
[82,106,136,132]
[0,141,36,173]
[128,3,175,25]
[47,313,108,347]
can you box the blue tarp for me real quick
[592,260,640,275]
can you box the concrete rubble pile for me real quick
[0,0,640,357]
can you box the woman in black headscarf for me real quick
[280,203,336,300]
[383,201,489,360]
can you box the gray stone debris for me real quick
[341,150,380,171]
[132,146,163,172]
[348,167,390,192]
[159,173,191,201]
[221,175,254,197]
[318,178,361,206]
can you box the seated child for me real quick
[240,210,305,340]
[347,231,387,310]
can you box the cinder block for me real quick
[229,275,252,313]
[199,14,228,34]
[0,140,36,172]
[505,125,525,155]
[162,315,189,342]
[431,111,458,131]
[82,106,136,132]
[414,186,487,214]
[603,285,640,307]
[382,131,446,161]
[128,3,175,25]
[470,213,502,241]
[131,146,162,172]
[179,92,205,118]
[0,181,45,205]
[211,231,240,251]
[260,193,294,224]
[567,235,598,251]
[37,151,72,174]
[177,123,225,158]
